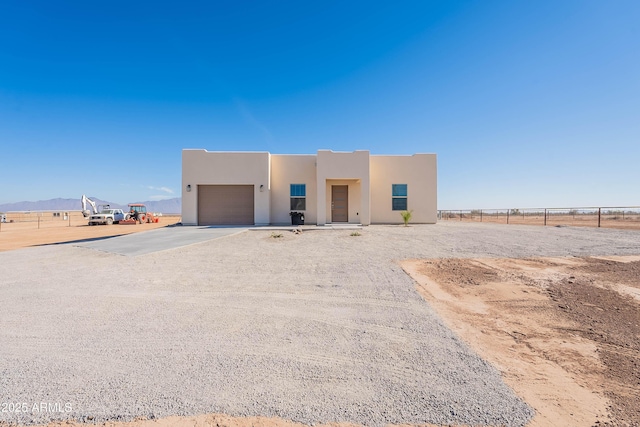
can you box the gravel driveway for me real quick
[1,222,639,426]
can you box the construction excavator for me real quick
[81,195,159,225]
[81,195,98,218]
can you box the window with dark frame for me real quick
[290,184,306,210]
[392,184,407,210]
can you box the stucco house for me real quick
[182,149,437,226]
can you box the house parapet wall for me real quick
[182,149,271,225]
[270,154,318,225]
[370,154,437,224]
[316,150,371,225]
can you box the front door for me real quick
[331,185,348,222]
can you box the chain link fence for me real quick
[438,207,640,230]
[0,210,179,232]
[0,210,87,231]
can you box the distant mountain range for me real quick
[0,197,182,214]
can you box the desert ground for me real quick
[0,222,639,427]
[0,215,181,252]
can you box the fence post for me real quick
[460,210,462,221]
[38,215,40,229]
[544,209,547,226]
[480,210,483,222]
[598,208,601,228]
[507,210,510,224]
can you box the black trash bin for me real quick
[290,212,305,225]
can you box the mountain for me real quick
[0,197,182,214]
[131,198,182,214]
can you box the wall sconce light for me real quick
[260,184,264,192]
[186,185,192,192]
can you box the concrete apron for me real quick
[75,226,247,256]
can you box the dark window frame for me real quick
[290,184,306,211]
[392,184,408,211]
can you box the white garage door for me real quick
[198,185,255,225]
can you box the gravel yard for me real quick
[1,222,639,426]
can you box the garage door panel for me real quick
[198,185,254,225]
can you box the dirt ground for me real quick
[402,256,640,427]
[2,224,639,427]
[0,215,181,252]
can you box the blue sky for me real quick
[1,1,638,209]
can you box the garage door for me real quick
[198,185,255,225]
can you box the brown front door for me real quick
[331,185,348,222]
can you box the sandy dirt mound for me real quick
[402,256,640,427]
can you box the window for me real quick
[392,184,407,210]
[290,184,306,210]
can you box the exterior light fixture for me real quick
[186,185,192,192]
[260,184,264,192]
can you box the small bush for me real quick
[270,232,283,238]
[350,231,361,237]
[400,210,413,226]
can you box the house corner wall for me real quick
[181,150,199,225]
[181,149,271,225]
[370,154,437,224]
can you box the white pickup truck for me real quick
[88,209,127,225]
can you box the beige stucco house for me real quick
[182,149,437,226]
